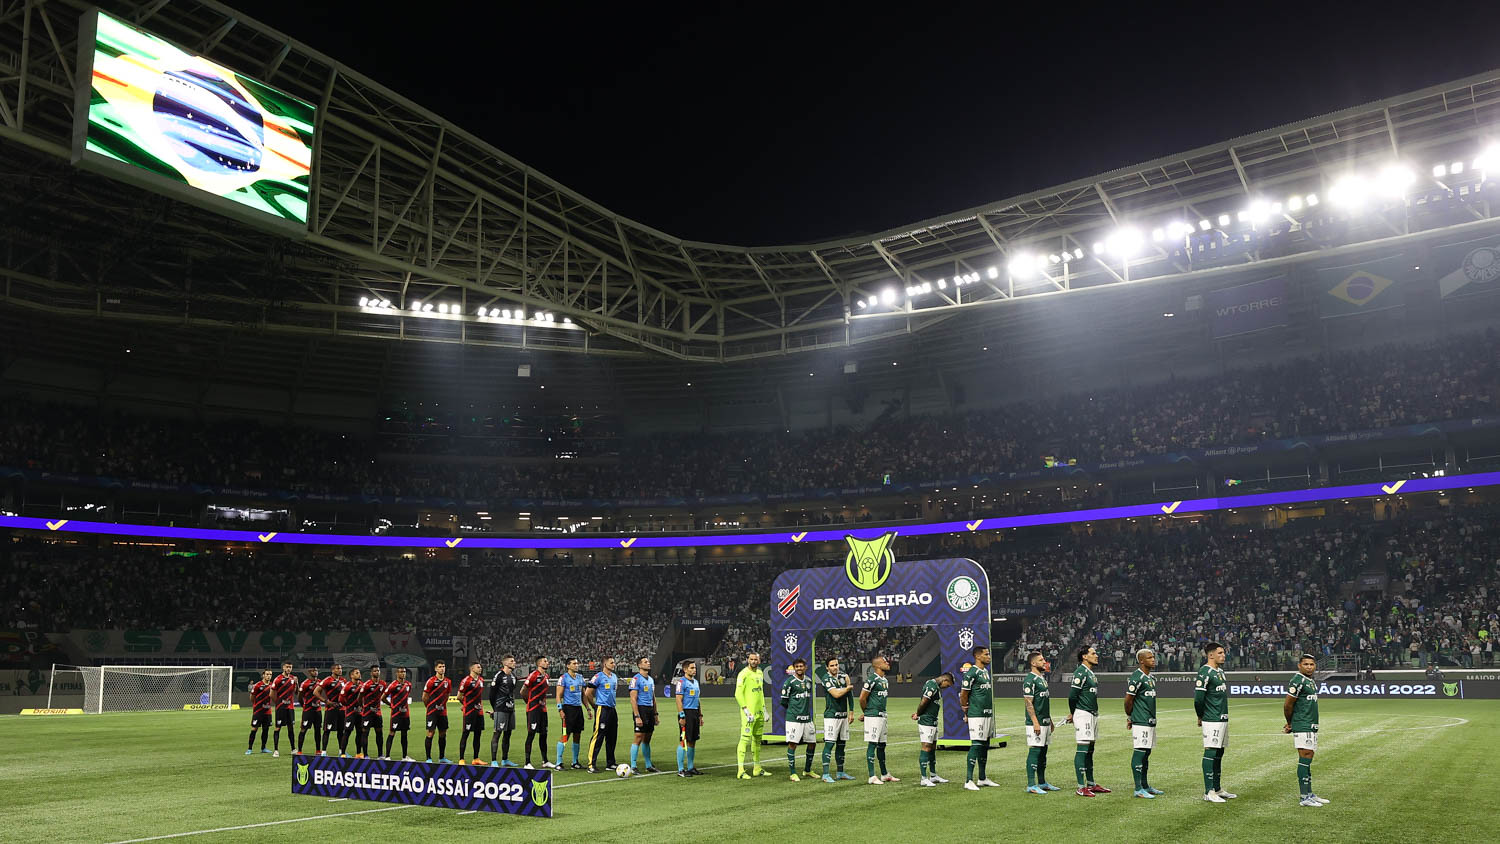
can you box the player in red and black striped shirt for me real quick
[457,662,486,765]
[356,667,386,759]
[423,660,453,762]
[522,657,552,769]
[337,668,363,757]
[384,667,413,760]
[270,661,298,757]
[246,669,273,755]
[295,667,322,755]
[316,664,345,757]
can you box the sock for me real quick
[686,747,695,769]
[491,728,501,762]
[929,750,937,775]
[401,733,408,758]
[1142,748,1152,789]
[643,744,652,768]
[1037,746,1048,784]
[260,726,268,750]
[1298,757,1312,796]
[247,730,255,751]
[751,730,761,766]
[836,740,846,773]
[737,734,747,770]
[787,743,797,774]
[920,748,930,779]
[501,729,510,761]
[1076,744,1090,787]
[458,733,467,761]
[677,745,685,771]
[631,744,640,769]
[1202,749,1215,793]
[822,742,832,775]
[572,741,580,765]
[1027,746,1040,787]
[1131,749,1145,791]
[978,745,988,780]
[469,731,479,760]
[1086,743,1096,784]
[866,742,877,778]
[388,734,396,758]
[273,730,281,751]
[804,743,814,773]
[525,732,534,764]
[876,743,887,775]
[556,741,564,767]
[438,735,446,760]
[426,736,433,759]
[1214,746,1224,791]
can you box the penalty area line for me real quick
[103,804,416,843]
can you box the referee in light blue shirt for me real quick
[630,656,659,772]
[676,661,703,777]
[584,657,619,772]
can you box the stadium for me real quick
[2,1,1498,841]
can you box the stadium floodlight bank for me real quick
[67,665,233,714]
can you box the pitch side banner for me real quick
[60,629,421,659]
[291,756,552,817]
[769,543,990,742]
[1207,276,1288,338]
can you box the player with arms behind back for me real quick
[270,662,297,757]
[316,663,345,757]
[1067,645,1110,796]
[1196,642,1236,802]
[246,669,273,756]
[858,654,896,784]
[384,667,414,761]
[423,660,452,763]
[295,667,321,756]
[1124,648,1161,798]
[1022,650,1058,793]
[1285,653,1330,807]
[457,661,486,765]
[960,645,997,790]
[912,671,953,787]
[780,658,815,781]
[522,656,554,770]
[815,657,855,783]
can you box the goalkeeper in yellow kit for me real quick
[735,652,772,778]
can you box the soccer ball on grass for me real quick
[615,763,634,778]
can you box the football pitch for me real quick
[1,697,1490,843]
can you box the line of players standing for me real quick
[246,655,706,776]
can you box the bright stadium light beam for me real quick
[986,266,999,279]
[1104,227,1143,257]
[1376,164,1415,197]
[881,288,897,305]
[1007,253,1037,278]
[1328,175,1369,209]
[1218,214,1231,226]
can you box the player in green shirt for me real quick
[815,657,856,782]
[911,671,953,786]
[857,654,895,784]
[1022,650,1058,793]
[1066,644,1110,796]
[1284,653,1329,807]
[1124,648,1161,797]
[780,658,816,781]
[1195,642,1236,802]
[734,652,771,778]
[959,645,999,790]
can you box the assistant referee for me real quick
[676,660,703,777]
[585,656,620,772]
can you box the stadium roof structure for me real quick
[4,0,1500,375]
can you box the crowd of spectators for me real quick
[2,330,1495,504]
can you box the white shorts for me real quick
[785,721,816,744]
[1073,710,1097,742]
[1293,731,1318,751]
[1025,724,1052,747]
[823,716,850,742]
[863,716,888,743]
[1202,720,1228,749]
[1132,725,1156,750]
[968,716,994,741]
[918,724,939,744]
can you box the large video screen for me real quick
[77,11,315,226]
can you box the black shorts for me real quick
[358,713,379,731]
[323,709,344,732]
[562,704,584,734]
[633,705,657,735]
[275,708,295,729]
[463,712,485,733]
[426,713,449,732]
[250,711,270,728]
[679,709,701,743]
[493,709,515,733]
[389,713,410,733]
[301,709,322,730]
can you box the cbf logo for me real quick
[295,762,309,786]
[958,627,975,651]
[784,633,798,654]
[844,533,896,591]
[946,576,981,612]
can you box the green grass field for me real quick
[1,696,1490,843]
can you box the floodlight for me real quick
[1218,214,1231,226]
[1151,228,1164,242]
[1305,193,1319,206]
[1198,219,1211,231]
[422,303,434,312]
[1375,164,1414,197]
[1451,161,1464,175]
[1104,227,1143,257]
[881,288,897,305]
[1288,196,1303,211]
[937,279,947,289]
[1007,254,1036,278]
[987,266,999,279]
[1433,164,1448,178]
[1328,175,1368,208]
[1071,248,1083,259]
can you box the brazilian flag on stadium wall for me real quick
[1317,254,1408,318]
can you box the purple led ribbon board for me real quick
[2,472,1491,549]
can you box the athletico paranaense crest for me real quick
[844,532,896,591]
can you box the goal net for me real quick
[77,665,233,714]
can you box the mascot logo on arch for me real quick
[844,532,896,591]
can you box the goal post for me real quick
[77,665,234,713]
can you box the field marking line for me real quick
[104,805,415,843]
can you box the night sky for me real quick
[253,1,1500,245]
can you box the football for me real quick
[615,763,634,778]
